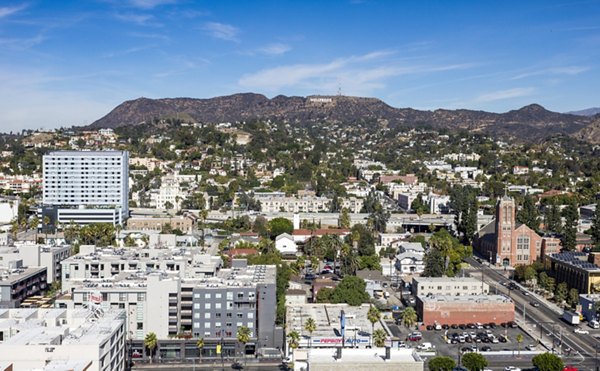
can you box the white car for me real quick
[574,328,590,334]
[504,367,521,371]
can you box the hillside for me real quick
[89,93,596,142]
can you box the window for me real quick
[194,293,200,299]
[137,293,145,301]
[194,322,200,329]
[204,313,211,319]
[247,322,253,329]
[193,303,200,310]
[237,293,244,299]
[194,313,200,319]
[205,293,211,299]
[247,313,254,319]
[204,323,211,328]
[227,292,233,300]
[237,313,243,318]
[215,293,222,299]
[215,303,222,309]
[204,303,211,310]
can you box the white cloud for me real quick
[203,22,240,42]
[475,87,535,102]
[0,4,27,18]
[512,66,589,80]
[114,13,156,26]
[258,43,291,55]
[238,51,472,95]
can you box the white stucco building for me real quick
[0,308,126,371]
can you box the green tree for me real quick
[339,207,350,229]
[144,332,158,363]
[544,200,562,234]
[367,306,381,347]
[532,352,564,371]
[236,325,252,366]
[400,307,417,328]
[287,330,300,351]
[304,317,316,348]
[372,328,387,347]
[555,282,568,305]
[196,338,204,361]
[461,352,488,371]
[538,272,549,291]
[319,276,369,306]
[411,193,429,215]
[568,288,579,308]
[42,215,51,241]
[423,247,445,277]
[517,195,540,231]
[268,217,293,239]
[561,203,578,251]
[516,333,523,357]
[428,356,457,371]
[546,277,556,294]
[368,202,390,234]
[591,206,600,250]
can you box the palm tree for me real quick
[200,209,208,248]
[401,307,417,328]
[10,220,19,242]
[367,306,381,347]
[236,326,251,367]
[304,318,316,348]
[340,243,359,276]
[144,332,158,363]
[43,216,51,242]
[372,329,387,347]
[29,216,39,243]
[516,334,523,357]
[287,330,300,354]
[196,337,204,362]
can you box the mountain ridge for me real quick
[89,93,598,143]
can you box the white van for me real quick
[589,320,600,329]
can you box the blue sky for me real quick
[1,0,599,132]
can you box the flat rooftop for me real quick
[0,308,124,347]
[302,348,422,364]
[550,252,600,272]
[45,150,126,156]
[419,294,513,304]
[413,276,482,283]
[0,267,46,285]
[286,303,387,337]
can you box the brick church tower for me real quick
[495,196,515,265]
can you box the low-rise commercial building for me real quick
[0,308,126,371]
[417,295,514,326]
[548,252,600,294]
[413,277,489,297]
[293,348,424,371]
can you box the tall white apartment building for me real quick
[42,151,129,225]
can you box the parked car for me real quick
[481,346,492,352]
[530,301,540,307]
[525,344,537,351]
[504,367,521,371]
[574,328,590,334]
[407,332,422,341]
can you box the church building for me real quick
[475,196,543,266]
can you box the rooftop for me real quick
[0,267,46,285]
[550,252,600,272]
[301,348,423,365]
[286,303,387,338]
[45,150,127,156]
[0,308,125,347]
[419,294,513,304]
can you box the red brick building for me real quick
[417,295,515,326]
[475,196,543,266]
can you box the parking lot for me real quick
[386,321,537,357]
